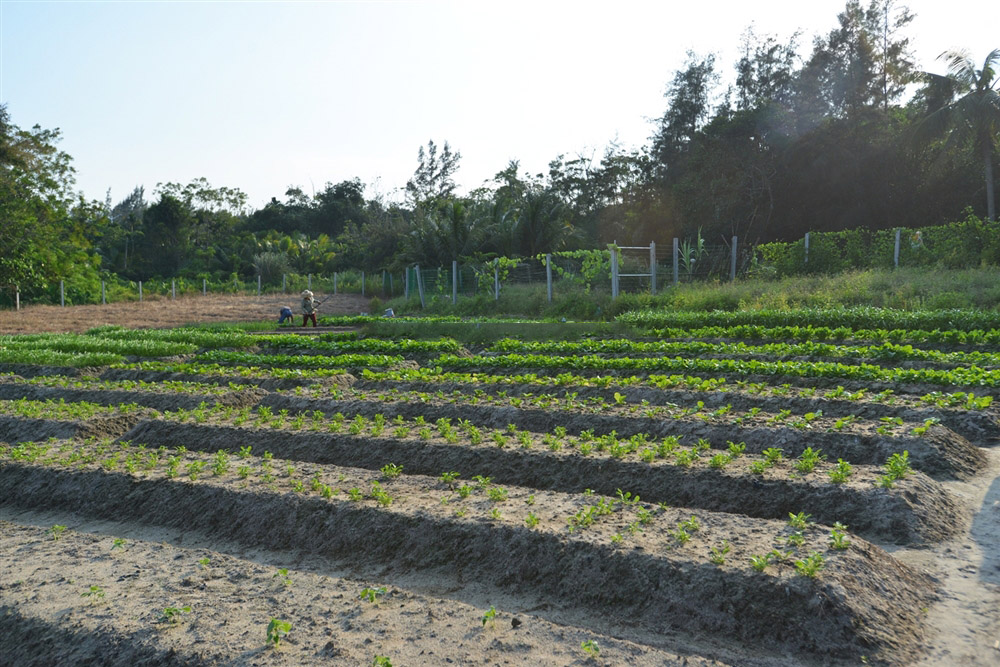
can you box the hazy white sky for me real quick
[1,0,996,209]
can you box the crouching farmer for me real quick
[301,290,318,327]
[278,306,294,324]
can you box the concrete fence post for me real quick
[894,229,901,268]
[60,280,65,307]
[494,265,500,301]
[334,273,338,294]
[203,278,207,296]
[101,281,106,305]
[452,261,458,305]
[362,271,366,296]
[731,235,738,281]
[805,232,810,264]
[672,238,679,286]
[415,265,426,308]
[546,254,553,302]
[650,241,657,295]
[257,275,261,296]
[609,246,619,299]
[171,279,176,300]
[139,281,143,302]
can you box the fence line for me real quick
[4,236,757,309]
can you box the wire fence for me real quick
[3,242,758,310]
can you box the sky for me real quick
[1,0,997,210]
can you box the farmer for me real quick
[301,290,318,327]
[278,306,294,324]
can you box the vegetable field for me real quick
[1,312,999,665]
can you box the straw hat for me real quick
[301,290,313,298]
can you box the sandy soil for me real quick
[0,516,724,667]
[0,436,935,665]
[0,293,372,334]
[895,447,1000,665]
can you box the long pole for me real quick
[894,229,901,268]
[672,238,679,286]
[649,242,657,295]
[731,235,738,281]
[139,281,143,302]
[415,265,426,308]
[452,260,458,305]
[610,246,619,299]
[546,254,553,302]
[60,280,65,307]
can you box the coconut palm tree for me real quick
[918,49,1000,220]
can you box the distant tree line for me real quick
[1,0,997,305]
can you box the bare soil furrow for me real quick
[0,414,140,442]
[0,461,935,664]
[0,382,265,412]
[100,367,356,391]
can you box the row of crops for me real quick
[1,309,997,664]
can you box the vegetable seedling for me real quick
[266,618,292,648]
[161,606,192,624]
[360,586,387,604]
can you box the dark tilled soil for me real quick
[0,381,266,412]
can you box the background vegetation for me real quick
[1,0,997,306]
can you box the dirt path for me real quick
[0,294,372,334]
[891,446,1000,664]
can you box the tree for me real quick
[651,52,718,178]
[735,27,800,111]
[0,105,103,303]
[405,140,462,206]
[131,194,193,278]
[101,186,147,274]
[916,49,1000,220]
[794,1,912,120]
[312,179,366,237]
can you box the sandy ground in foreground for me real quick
[0,294,373,335]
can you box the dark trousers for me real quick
[302,313,317,327]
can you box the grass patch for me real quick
[379,267,1000,321]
